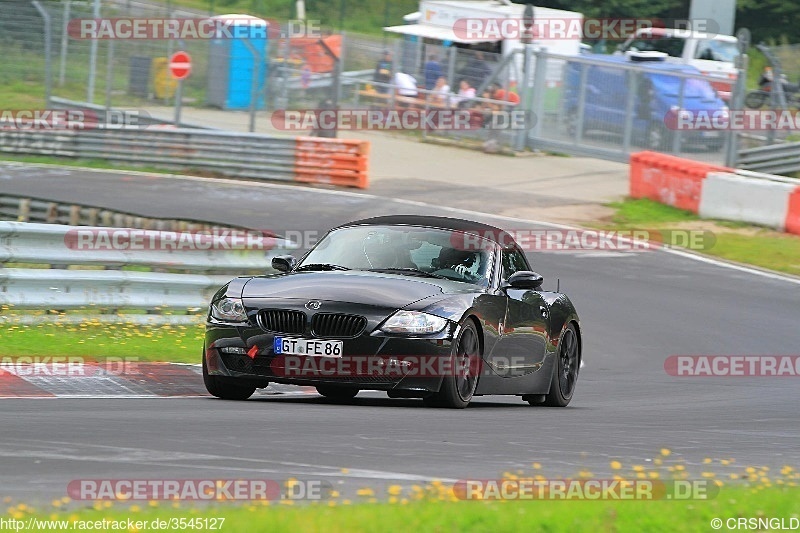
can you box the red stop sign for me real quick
[169,51,192,80]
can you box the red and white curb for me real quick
[0,363,314,398]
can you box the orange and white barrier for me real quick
[630,151,800,236]
[629,151,731,213]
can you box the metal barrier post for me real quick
[726,54,749,168]
[671,77,686,154]
[515,46,533,151]
[31,0,52,108]
[622,71,637,154]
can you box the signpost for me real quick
[169,51,192,127]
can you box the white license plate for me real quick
[273,337,343,357]
[700,131,720,138]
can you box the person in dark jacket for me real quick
[374,50,393,93]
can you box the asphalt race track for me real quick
[1,163,799,502]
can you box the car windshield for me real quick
[693,39,739,63]
[650,75,718,100]
[626,37,686,58]
[298,225,495,286]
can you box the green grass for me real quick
[599,198,800,276]
[5,484,800,533]
[0,322,203,363]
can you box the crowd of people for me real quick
[372,49,520,111]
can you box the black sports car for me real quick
[203,216,582,408]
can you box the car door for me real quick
[488,247,549,391]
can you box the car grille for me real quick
[311,313,367,338]
[258,309,307,335]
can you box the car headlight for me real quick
[380,311,448,335]
[210,297,248,324]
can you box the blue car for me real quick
[563,54,728,151]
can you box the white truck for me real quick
[616,27,740,100]
[383,0,583,88]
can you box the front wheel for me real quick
[423,320,481,409]
[541,324,580,407]
[203,354,256,401]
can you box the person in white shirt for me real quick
[450,79,476,108]
[393,72,419,97]
[431,76,451,106]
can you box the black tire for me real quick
[541,323,580,407]
[316,385,359,400]
[745,90,768,110]
[423,320,481,409]
[203,353,256,401]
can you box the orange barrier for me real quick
[785,186,800,236]
[294,137,370,189]
[288,35,342,73]
[629,151,731,213]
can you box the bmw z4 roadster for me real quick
[204,216,582,408]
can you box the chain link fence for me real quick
[1,0,767,169]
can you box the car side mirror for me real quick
[506,271,544,290]
[272,255,297,273]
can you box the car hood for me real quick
[240,271,477,309]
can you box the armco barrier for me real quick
[699,172,799,231]
[0,128,370,189]
[0,222,297,311]
[629,152,731,213]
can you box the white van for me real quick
[617,28,739,100]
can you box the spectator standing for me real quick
[374,50,393,93]
[424,54,443,90]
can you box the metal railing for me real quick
[0,127,370,188]
[737,141,800,175]
[0,221,296,310]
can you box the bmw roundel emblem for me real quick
[305,300,322,310]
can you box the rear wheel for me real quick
[203,355,256,401]
[745,90,768,109]
[423,320,481,409]
[316,385,359,400]
[541,324,580,407]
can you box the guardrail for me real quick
[0,127,370,189]
[0,221,297,310]
[0,193,242,231]
[737,142,800,176]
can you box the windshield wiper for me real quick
[368,268,448,280]
[295,263,350,271]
